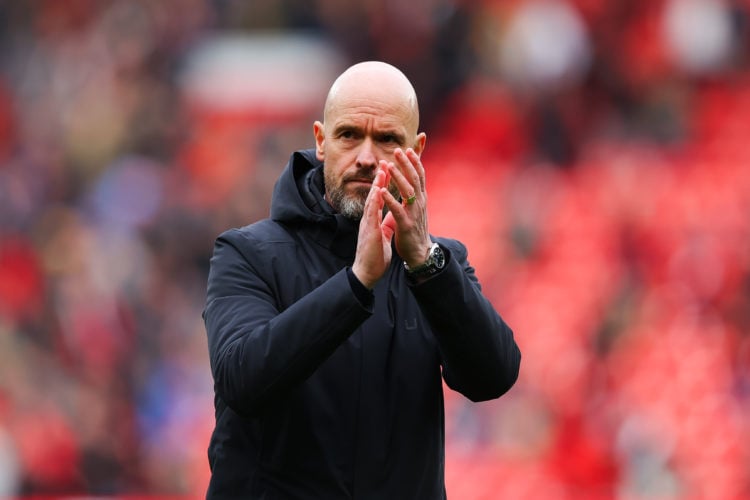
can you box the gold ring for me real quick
[406,194,416,205]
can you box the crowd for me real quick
[0,0,749,497]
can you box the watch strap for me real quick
[404,242,445,278]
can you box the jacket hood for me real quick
[270,149,328,224]
[270,148,360,258]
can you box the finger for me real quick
[381,187,429,257]
[378,160,392,189]
[362,172,386,226]
[381,187,411,227]
[387,157,418,205]
[386,161,413,203]
[381,209,395,241]
[372,163,388,190]
[405,148,426,191]
[394,148,420,194]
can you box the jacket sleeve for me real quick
[203,229,373,416]
[409,239,521,402]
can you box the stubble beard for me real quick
[325,169,400,220]
[329,184,368,220]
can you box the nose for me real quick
[356,138,377,169]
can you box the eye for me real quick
[378,133,403,146]
[337,129,360,141]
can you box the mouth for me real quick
[345,178,374,188]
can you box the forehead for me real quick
[324,66,419,130]
[326,92,416,135]
[330,98,409,127]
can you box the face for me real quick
[314,85,425,219]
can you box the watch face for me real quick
[434,246,446,269]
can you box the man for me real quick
[203,61,520,499]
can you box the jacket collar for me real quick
[271,149,359,260]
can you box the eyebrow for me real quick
[332,124,406,145]
[332,124,360,136]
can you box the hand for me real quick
[352,166,395,289]
[380,148,432,268]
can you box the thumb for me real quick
[382,210,396,241]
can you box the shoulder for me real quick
[212,220,298,265]
[217,220,295,248]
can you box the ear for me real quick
[413,132,427,157]
[313,121,325,161]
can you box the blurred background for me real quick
[0,0,749,498]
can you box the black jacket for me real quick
[203,149,520,499]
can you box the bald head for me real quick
[323,61,420,136]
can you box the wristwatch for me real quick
[404,242,445,278]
